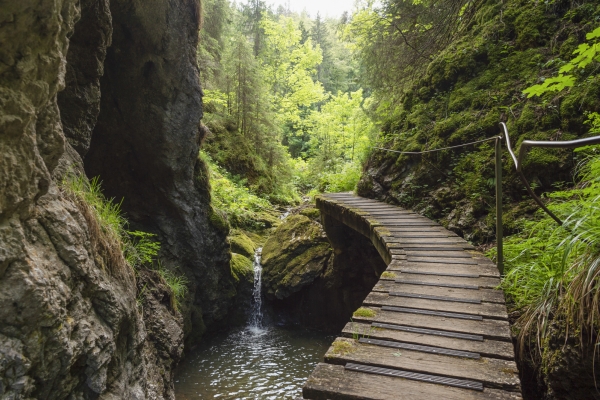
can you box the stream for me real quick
[174,248,333,399]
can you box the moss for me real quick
[229,229,256,258]
[261,213,332,299]
[353,307,376,318]
[230,253,253,283]
[330,339,356,356]
[209,206,230,234]
[300,207,321,220]
[380,271,397,279]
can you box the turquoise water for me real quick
[174,325,333,399]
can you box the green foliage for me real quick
[491,142,600,357]
[156,263,189,312]
[524,26,600,97]
[198,2,375,201]
[201,151,282,229]
[125,231,161,270]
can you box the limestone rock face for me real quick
[0,0,225,397]
[84,0,234,343]
[57,0,112,157]
[261,212,332,300]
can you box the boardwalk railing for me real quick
[374,123,600,275]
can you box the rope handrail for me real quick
[370,123,600,274]
[371,136,499,155]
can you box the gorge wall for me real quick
[0,0,234,398]
[357,0,600,243]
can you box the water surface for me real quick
[175,248,333,399]
[174,326,333,399]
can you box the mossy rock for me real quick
[230,253,253,284]
[261,214,332,300]
[209,206,230,234]
[299,207,320,221]
[229,229,256,258]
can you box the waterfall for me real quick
[249,247,263,330]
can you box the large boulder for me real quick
[261,211,332,300]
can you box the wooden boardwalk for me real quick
[301,193,521,399]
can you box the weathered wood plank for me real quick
[389,245,477,251]
[380,272,501,289]
[374,280,505,303]
[388,260,500,277]
[353,307,512,341]
[343,322,515,360]
[383,235,470,246]
[375,221,440,226]
[398,250,475,258]
[303,363,523,400]
[363,292,507,319]
[323,338,520,390]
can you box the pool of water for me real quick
[174,325,333,399]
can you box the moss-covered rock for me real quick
[230,253,254,284]
[261,214,332,300]
[229,229,256,258]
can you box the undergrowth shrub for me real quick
[490,143,600,362]
[200,150,281,229]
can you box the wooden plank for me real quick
[374,281,505,303]
[375,221,439,226]
[303,363,523,400]
[381,233,456,239]
[353,307,512,341]
[323,338,520,390]
[380,272,500,289]
[405,257,479,264]
[363,292,507,320]
[375,217,435,221]
[389,244,476,251]
[343,322,515,360]
[388,260,500,277]
[400,251,475,258]
[385,239,468,245]
[363,211,420,216]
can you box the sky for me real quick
[266,0,356,18]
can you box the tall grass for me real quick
[493,147,600,358]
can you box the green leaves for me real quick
[523,75,577,97]
[523,25,600,97]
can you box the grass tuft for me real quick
[62,175,132,282]
[331,339,356,356]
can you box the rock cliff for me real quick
[0,0,234,397]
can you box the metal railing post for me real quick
[495,136,504,275]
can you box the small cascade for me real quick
[249,247,263,330]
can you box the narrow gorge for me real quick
[1,0,236,397]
